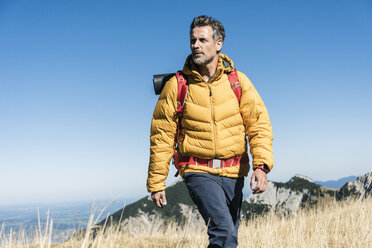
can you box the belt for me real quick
[177,153,249,169]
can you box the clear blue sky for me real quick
[0,0,371,206]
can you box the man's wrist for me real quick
[254,164,269,174]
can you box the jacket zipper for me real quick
[208,85,217,157]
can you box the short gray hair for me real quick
[190,15,225,42]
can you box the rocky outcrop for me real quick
[245,181,305,213]
[337,172,372,200]
[292,174,314,183]
[242,174,336,218]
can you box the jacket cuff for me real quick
[254,164,270,174]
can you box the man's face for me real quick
[190,25,223,65]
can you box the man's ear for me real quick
[216,39,223,53]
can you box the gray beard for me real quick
[192,54,214,65]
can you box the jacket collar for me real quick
[182,53,235,83]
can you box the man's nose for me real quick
[192,40,201,49]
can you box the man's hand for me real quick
[250,169,267,194]
[151,190,167,208]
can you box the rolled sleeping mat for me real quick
[153,73,176,95]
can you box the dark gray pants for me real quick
[183,173,244,248]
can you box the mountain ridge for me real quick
[97,173,371,226]
[315,176,357,189]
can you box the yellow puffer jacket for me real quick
[147,54,273,192]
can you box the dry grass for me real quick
[1,198,371,248]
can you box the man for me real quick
[147,15,273,248]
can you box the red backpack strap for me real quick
[174,71,188,177]
[176,71,188,116]
[227,68,241,104]
[175,71,188,148]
